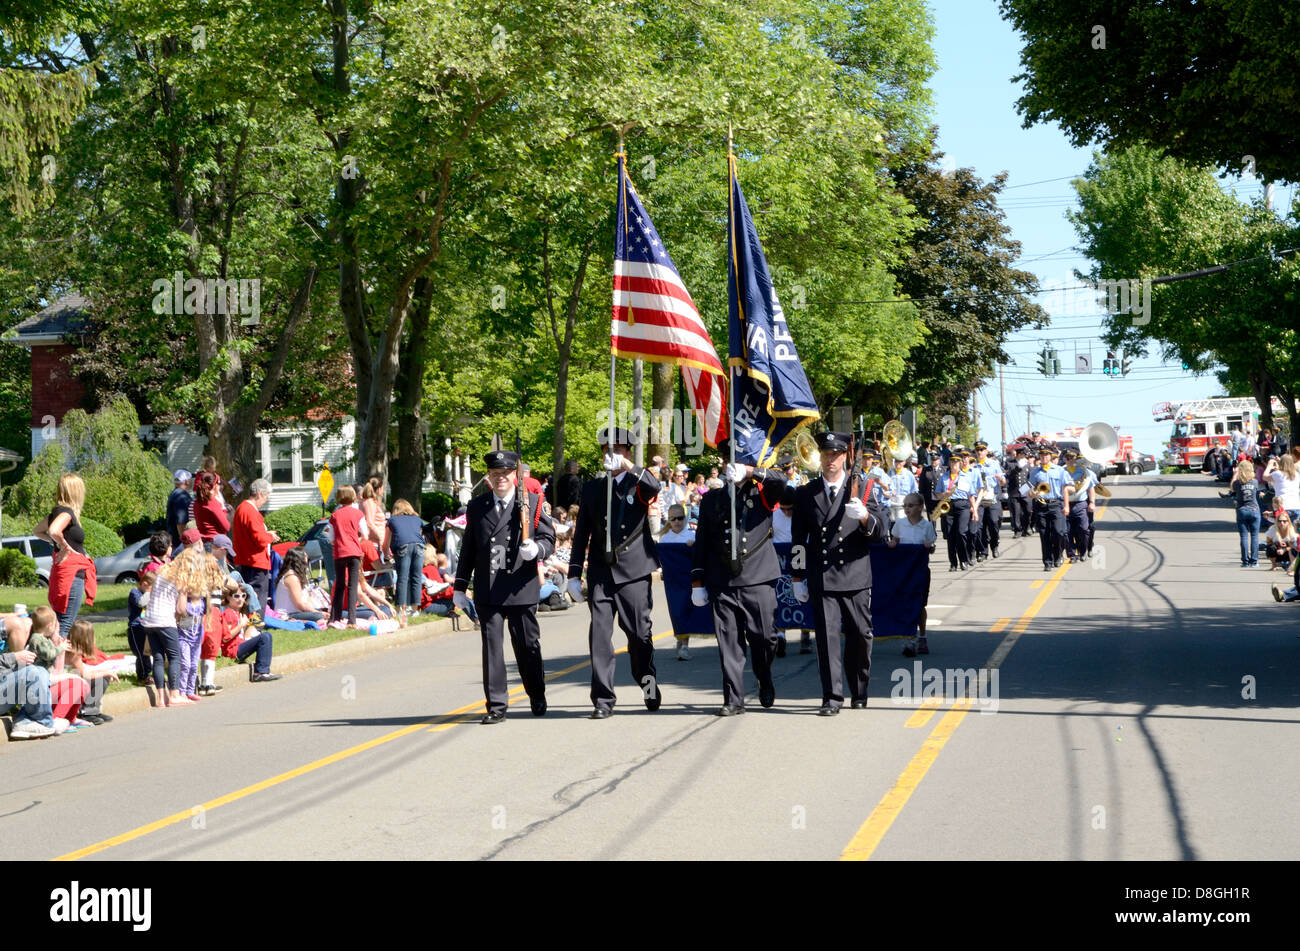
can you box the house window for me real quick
[270,436,294,484]
[300,434,315,483]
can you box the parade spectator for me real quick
[384,498,425,618]
[360,477,387,545]
[890,493,937,656]
[143,547,223,706]
[1229,460,1263,567]
[209,534,260,612]
[192,470,231,541]
[329,485,365,628]
[555,459,583,511]
[1264,510,1298,571]
[1262,454,1300,523]
[1,632,56,739]
[146,532,171,573]
[166,470,194,548]
[419,547,456,618]
[232,478,280,609]
[275,548,327,623]
[63,619,119,724]
[216,586,281,682]
[46,473,96,638]
[126,569,154,682]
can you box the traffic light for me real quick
[1121,351,1133,376]
[1037,349,1049,376]
[1102,351,1117,376]
[1049,349,1061,376]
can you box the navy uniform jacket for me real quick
[454,489,555,607]
[691,468,788,589]
[568,467,662,586]
[789,475,889,594]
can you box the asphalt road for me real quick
[4,472,1297,861]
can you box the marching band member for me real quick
[691,444,788,715]
[937,455,980,571]
[1062,449,1097,563]
[453,450,555,724]
[1029,445,1070,570]
[567,428,663,719]
[888,455,918,526]
[973,441,1006,560]
[789,432,889,716]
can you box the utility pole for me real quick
[999,364,1007,449]
[1019,403,1041,436]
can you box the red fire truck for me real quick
[1153,398,1285,469]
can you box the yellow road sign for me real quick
[317,464,334,505]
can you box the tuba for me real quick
[882,420,913,470]
[1080,421,1120,466]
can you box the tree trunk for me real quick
[544,225,598,480]
[1248,363,1274,430]
[650,361,674,464]
[392,277,433,506]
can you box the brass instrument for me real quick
[931,490,953,521]
[882,420,913,470]
[1095,484,1112,498]
[1032,481,1051,501]
[790,429,821,472]
[1080,421,1120,466]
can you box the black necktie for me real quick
[828,486,837,504]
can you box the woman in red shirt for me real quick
[193,471,231,541]
[329,485,365,627]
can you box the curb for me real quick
[2,616,463,747]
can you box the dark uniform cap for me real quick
[778,453,794,468]
[484,450,521,470]
[815,431,851,452]
[975,441,988,450]
[597,426,638,447]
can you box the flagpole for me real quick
[727,123,739,574]
[610,135,626,562]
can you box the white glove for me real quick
[519,539,539,560]
[844,496,868,521]
[793,580,809,603]
[725,462,748,485]
[452,590,472,613]
[567,578,585,603]
[603,452,628,472]
[690,586,708,607]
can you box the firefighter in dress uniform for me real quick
[567,428,664,719]
[788,431,889,716]
[453,450,556,724]
[690,444,788,716]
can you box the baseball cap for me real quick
[181,528,201,546]
[174,469,193,484]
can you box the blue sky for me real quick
[925,0,1280,454]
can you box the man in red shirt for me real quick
[232,478,280,609]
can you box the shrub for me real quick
[0,549,39,586]
[79,517,124,559]
[264,503,322,542]
[81,473,147,536]
[421,491,456,521]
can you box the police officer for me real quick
[1062,450,1097,563]
[1029,445,1069,570]
[567,427,663,719]
[973,442,1006,559]
[691,444,787,715]
[453,450,555,724]
[789,432,889,716]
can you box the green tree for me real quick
[1000,0,1300,184]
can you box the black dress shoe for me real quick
[759,683,775,708]
[850,700,868,710]
[481,711,506,725]
[992,549,999,558]
[1054,557,1064,567]
[644,687,662,712]
[590,707,612,720]
[82,713,113,725]
[949,565,958,572]
[716,703,745,717]
[1044,562,1052,571]
[775,638,787,658]
[530,699,547,717]
[817,704,840,717]
[250,672,282,682]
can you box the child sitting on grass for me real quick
[63,619,120,725]
[217,581,281,683]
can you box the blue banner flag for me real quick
[868,545,931,640]
[657,542,815,638]
[727,154,819,466]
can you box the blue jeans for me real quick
[539,582,558,602]
[0,665,53,727]
[394,543,424,609]
[236,631,274,674]
[1237,507,1261,565]
[57,573,85,638]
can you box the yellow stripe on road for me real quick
[56,630,674,861]
[1029,579,1043,589]
[841,699,971,861]
[990,617,1010,633]
[903,698,942,729]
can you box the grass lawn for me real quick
[91,615,447,693]
[0,583,136,614]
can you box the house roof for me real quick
[4,293,91,347]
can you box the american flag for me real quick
[612,155,727,448]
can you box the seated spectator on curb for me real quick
[275,548,326,624]
[1264,510,1298,571]
[2,613,57,739]
[63,619,119,725]
[217,585,281,682]
[418,547,458,618]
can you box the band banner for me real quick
[657,542,814,636]
[868,545,931,640]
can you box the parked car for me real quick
[271,518,330,559]
[1135,453,1158,473]
[0,535,54,586]
[94,539,154,584]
